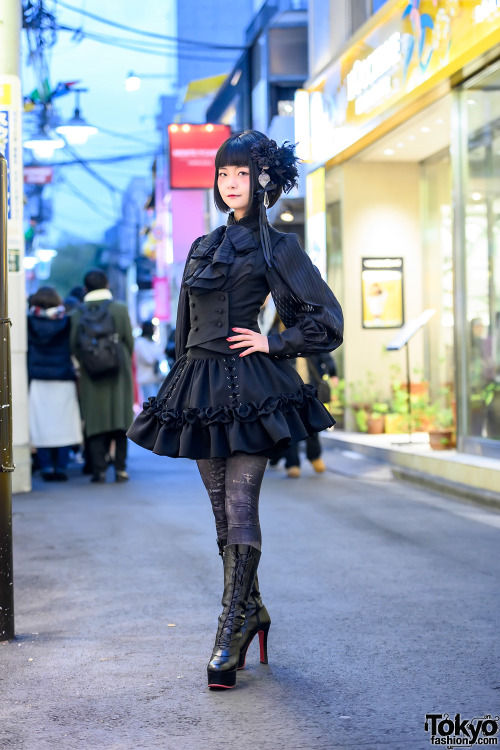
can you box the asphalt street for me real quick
[1,443,499,750]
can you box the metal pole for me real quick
[0,154,14,640]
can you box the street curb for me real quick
[391,466,500,511]
[320,434,500,511]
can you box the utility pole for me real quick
[1,0,30,501]
[0,154,14,640]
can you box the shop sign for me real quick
[305,168,327,279]
[362,257,404,329]
[306,0,500,163]
[24,166,53,184]
[0,75,24,257]
[168,123,231,189]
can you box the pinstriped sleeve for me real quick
[266,233,343,359]
[174,236,204,360]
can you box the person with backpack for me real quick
[28,286,83,481]
[70,269,134,483]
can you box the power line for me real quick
[56,24,238,62]
[57,175,120,221]
[54,0,247,50]
[95,126,159,148]
[45,150,160,166]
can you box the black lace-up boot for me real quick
[216,538,271,669]
[207,544,260,688]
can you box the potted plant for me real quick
[384,382,410,434]
[367,401,388,434]
[428,406,455,450]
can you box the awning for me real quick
[183,73,228,104]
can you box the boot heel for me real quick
[207,667,237,689]
[258,624,270,664]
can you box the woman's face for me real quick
[217,164,251,218]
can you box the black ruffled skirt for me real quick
[127,347,335,459]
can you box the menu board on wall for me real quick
[362,257,404,329]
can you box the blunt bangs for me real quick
[213,130,282,216]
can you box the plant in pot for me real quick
[384,382,410,434]
[428,405,455,450]
[367,401,389,434]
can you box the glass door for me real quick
[455,61,500,454]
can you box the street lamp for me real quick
[55,89,98,145]
[125,71,174,91]
[24,127,64,160]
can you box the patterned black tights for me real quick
[196,454,268,551]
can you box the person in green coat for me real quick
[70,269,134,483]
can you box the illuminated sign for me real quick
[306,0,500,164]
[346,32,402,115]
[168,123,231,189]
[474,0,500,23]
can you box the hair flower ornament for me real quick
[249,137,301,267]
[250,139,300,198]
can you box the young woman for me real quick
[27,286,83,481]
[127,130,343,689]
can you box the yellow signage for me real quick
[308,0,500,161]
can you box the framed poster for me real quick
[361,257,404,329]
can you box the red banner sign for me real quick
[24,166,53,184]
[168,123,231,189]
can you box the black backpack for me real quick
[77,299,123,378]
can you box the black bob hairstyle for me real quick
[213,130,283,217]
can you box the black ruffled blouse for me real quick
[175,213,343,361]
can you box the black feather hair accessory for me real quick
[250,139,300,195]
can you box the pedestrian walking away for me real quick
[27,286,83,481]
[134,320,165,402]
[128,130,344,689]
[70,269,134,484]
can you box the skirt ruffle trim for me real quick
[127,383,335,459]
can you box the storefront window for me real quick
[421,150,454,398]
[458,62,500,446]
[325,168,344,379]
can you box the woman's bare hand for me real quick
[227,327,270,357]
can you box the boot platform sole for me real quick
[207,668,237,689]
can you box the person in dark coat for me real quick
[70,269,134,484]
[127,131,343,689]
[279,351,338,477]
[27,286,82,481]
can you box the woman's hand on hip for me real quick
[227,327,270,357]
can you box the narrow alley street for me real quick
[1,444,499,750]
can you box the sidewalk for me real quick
[321,429,500,509]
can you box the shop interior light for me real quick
[467,98,477,105]
[408,134,416,141]
[280,206,294,222]
[397,142,404,148]
[126,72,141,91]
[472,192,482,201]
[170,124,179,132]
[384,148,395,156]
[420,126,431,133]
[181,124,191,132]
[436,118,444,124]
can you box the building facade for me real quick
[300,0,500,457]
